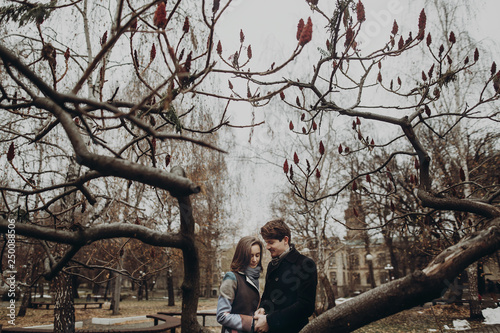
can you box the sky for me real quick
[213,0,500,237]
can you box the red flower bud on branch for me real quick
[299,17,313,46]
[459,167,466,182]
[474,48,479,62]
[150,43,156,62]
[240,29,245,43]
[398,36,404,50]
[424,105,431,116]
[316,169,321,178]
[131,17,137,30]
[283,159,289,174]
[216,41,222,55]
[345,26,354,48]
[296,19,305,41]
[7,142,15,161]
[426,33,432,47]
[247,45,252,59]
[356,1,366,23]
[414,158,420,170]
[183,17,190,33]
[319,141,325,155]
[289,121,294,130]
[449,31,456,44]
[212,0,220,13]
[101,31,108,46]
[418,9,426,32]
[293,152,299,164]
[391,20,398,35]
[153,2,167,29]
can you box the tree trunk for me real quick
[72,274,80,299]
[171,166,204,333]
[112,271,122,315]
[167,269,175,306]
[53,273,75,333]
[17,287,31,317]
[467,263,484,320]
[319,272,336,310]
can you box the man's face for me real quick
[264,236,289,258]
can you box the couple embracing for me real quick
[216,219,318,333]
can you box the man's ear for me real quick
[283,236,289,245]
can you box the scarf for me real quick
[270,245,292,266]
[244,266,261,290]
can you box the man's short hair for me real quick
[260,218,291,243]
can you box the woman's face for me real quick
[249,244,261,268]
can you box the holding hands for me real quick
[253,308,269,332]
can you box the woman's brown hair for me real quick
[230,236,263,272]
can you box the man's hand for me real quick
[254,308,265,316]
[253,313,269,333]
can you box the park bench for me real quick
[0,314,181,333]
[158,310,217,327]
[30,302,104,309]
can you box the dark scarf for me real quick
[270,245,293,266]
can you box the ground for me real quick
[0,297,498,332]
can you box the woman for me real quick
[217,236,263,333]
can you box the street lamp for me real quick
[384,264,394,282]
[366,253,376,288]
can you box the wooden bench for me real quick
[30,302,103,309]
[158,311,216,327]
[0,314,181,333]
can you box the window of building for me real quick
[352,272,361,285]
[329,255,336,267]
[330,271,337,284]
[349,254,359,268]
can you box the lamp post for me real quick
[366,253,376,288]
[384,263,394,282]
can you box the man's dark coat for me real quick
[260,246,317,333]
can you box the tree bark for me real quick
[171,166,205,333]
[467,263,484,320]
[17,286,31,317]
[53,273,75,333]
[167,267,175,306]
[112,270,122,315]
[319,272,336,310]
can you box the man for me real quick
[254,219,317,333]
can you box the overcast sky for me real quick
[214,0,500,237]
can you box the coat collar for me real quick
[237,271,259,292]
